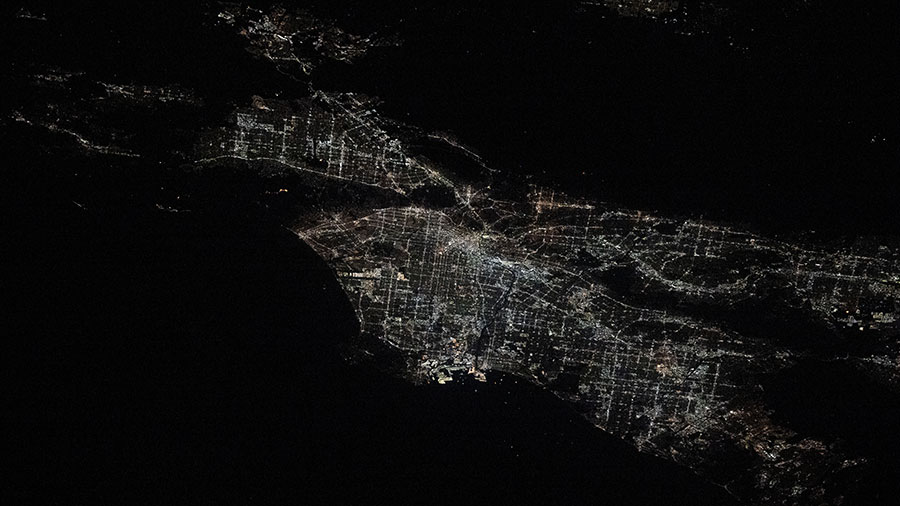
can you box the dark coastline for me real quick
[7,165,735,504]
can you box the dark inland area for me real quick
[312,0,900,237]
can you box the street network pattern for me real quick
[197,92,900,504]
[215,4,399,75]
